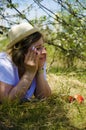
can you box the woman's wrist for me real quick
[25,70,37,79]
[37,67,44,74]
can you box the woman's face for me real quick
[30,37,47,66]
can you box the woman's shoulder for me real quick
[0,52,8,64]
[0,52,19,86]
[0,52,7,58]
[0,52,10,65]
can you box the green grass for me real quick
[0,70,86,130]
[0,94,86,130]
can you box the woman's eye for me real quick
[36,46,45,51]
[36,47,40,51]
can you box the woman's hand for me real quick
[38,47,47,69]
[24,46,39,73]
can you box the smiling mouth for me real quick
[39,56,46,60]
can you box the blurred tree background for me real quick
[0,0,86,70]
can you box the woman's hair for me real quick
[9,31,42,68]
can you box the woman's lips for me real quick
[39,56,46,61]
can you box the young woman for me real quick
[0,22,51,102]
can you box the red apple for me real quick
[74,94,84,103]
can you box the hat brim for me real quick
[7,28,39,49]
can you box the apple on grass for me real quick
[74,94,84,103]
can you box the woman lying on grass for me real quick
[0,22,51,103]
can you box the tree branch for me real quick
[7,0,32,25]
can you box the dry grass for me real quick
[47,73,86,99]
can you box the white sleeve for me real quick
[0,59,16,86]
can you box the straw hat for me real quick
[7,22,39,49]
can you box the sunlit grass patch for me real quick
[47,72,86,98]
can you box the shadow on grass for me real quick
[0,94,85,130]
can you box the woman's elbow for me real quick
[46,87,52,97]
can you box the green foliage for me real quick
[7,3,19,9]
[44,10,86,67]
[31,15,47,27]
[0,0,86,68]
[0,37,9,51]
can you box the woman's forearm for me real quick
[35,72,51,99]
[8,71,36,101]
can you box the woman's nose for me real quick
[41,47,47,54]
